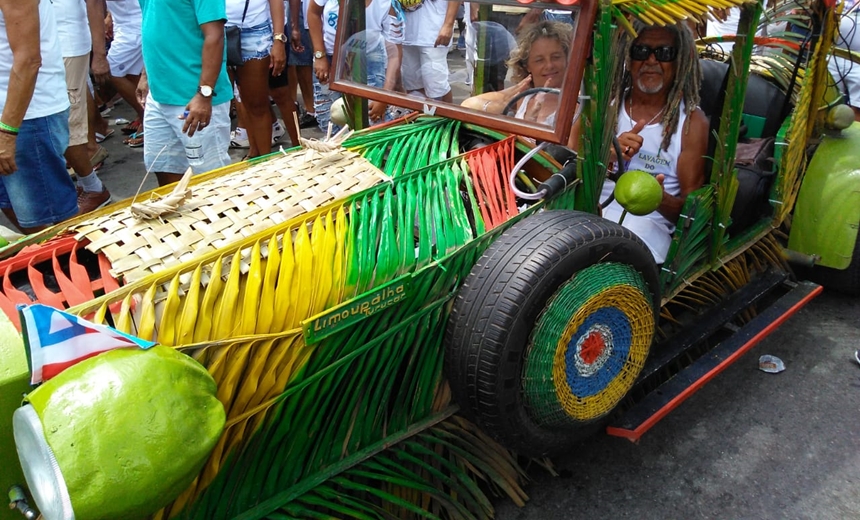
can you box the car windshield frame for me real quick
[330,0,595,145]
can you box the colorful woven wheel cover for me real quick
[523,262,654,426]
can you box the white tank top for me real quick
[617,99,686,199]
[0,0,70,119]
[600,100,688,263]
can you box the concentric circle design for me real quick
[572,322,614,377]
[523,263,654,427]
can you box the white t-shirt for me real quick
[52,0,92,58]
[312,0,339,54]
[367,0,392,48]
[601,102,688,263]
[706,8,741,54]
[0,0,70,119]
[403,0,448,47]
[106,0,142,40]
[226,0,272,29]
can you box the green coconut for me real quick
[25,346,225,520]
[614,170,664,216]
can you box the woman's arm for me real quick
[461,75,532,113]
[269,0,287,76]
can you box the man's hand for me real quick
[434,23,453,48]
[369,100,387,122]
[271,40,287,77]
[104,12,113,41]
[182,94,212,137]
[290,27,304,53]
[91,54,111,85]
[617,118,646,162]
[136,74,149,107]
[0,132,17,175]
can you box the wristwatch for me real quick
[197,85,214,98]
[313,50,325,60]
[274,33,287,43]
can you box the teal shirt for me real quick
[139,0,232,106]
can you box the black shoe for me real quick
[298,112,318,129]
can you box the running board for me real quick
[606,279,823,442]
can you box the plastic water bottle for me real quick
[185,133,204,168]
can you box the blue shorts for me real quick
[240,20,273,63]
[0,110,78,228]
[143,95,232,175]
[288,24,313,66]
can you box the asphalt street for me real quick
[496,290,860,520]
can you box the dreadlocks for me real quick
[617,21,702,152]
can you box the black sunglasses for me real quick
[630,44,678,62]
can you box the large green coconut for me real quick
[20,346,224,520]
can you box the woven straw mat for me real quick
[72,147,388,283]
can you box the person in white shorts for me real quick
[106,0,145,138]
[401,0,460,102]
[136,0,233,187]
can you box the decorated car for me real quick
[1,0,859,518]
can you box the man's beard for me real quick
[636,67,665,94]
[636,76,664,94]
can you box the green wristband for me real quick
[0,121,19,134]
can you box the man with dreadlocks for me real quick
[597,22,708,263]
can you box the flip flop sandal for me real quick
[126,132,144,148]
[121,119,141,135]
[95,129,115,143]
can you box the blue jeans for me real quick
[313,55,342,134]
[0,110,78,228]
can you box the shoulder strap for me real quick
[242,0,250,23]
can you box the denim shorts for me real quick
[240,20,274,63]
[143,94,232,175]
[0,110,79,228]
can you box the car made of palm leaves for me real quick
[1,0,859,518]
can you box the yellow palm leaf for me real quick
[256,235,282,334]
[137,284,157,342]
[158,275,182,345]
[272,230,296,332]
[176,265,203,345]
[240,241,263,336]
[195,256,224,344]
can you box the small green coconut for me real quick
[614,170,664,216]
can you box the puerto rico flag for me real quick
[19,304,155,385]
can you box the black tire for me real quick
[445,210,660,457]
[809,229,860,296]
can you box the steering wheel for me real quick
[502,87,562,117]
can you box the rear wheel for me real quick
[445,210,659,457]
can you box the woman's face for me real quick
[526,37,567,89]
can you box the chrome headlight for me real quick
[12,404,74,520]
